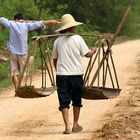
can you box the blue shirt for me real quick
[0,17,45,55]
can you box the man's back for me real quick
[53,34,89,75]
[8,21,29,55]
[0,17,44,55]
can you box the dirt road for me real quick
[0,40,140,140]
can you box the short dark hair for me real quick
[14,13,24,20]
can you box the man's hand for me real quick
[84,47,97,58]
[91,47,97,54]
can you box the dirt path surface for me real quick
[0,40,140,140]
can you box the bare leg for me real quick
[12,74,19,90]
[61,108,70,130]
[73,106,80,128]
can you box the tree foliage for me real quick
[0,0,140,40]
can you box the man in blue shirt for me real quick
[0,13,59,90]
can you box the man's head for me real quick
[14,13,24,20]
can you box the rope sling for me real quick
[15,36,57,98]
[83,5,131,99]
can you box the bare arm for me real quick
[43,20,60,25]
[84,47,97,58]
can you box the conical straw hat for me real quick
[55,14,83,32]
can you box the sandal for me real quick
[72,124,83,132]
[63,128,71,134]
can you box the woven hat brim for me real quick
[55,22,83,32]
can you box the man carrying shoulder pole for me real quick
[0,13,59,91]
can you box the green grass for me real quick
[0,77,12,90]
[0,62,12,90]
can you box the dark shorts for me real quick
[56,75,83,111]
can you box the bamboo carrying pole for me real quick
[32,33,101,39]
